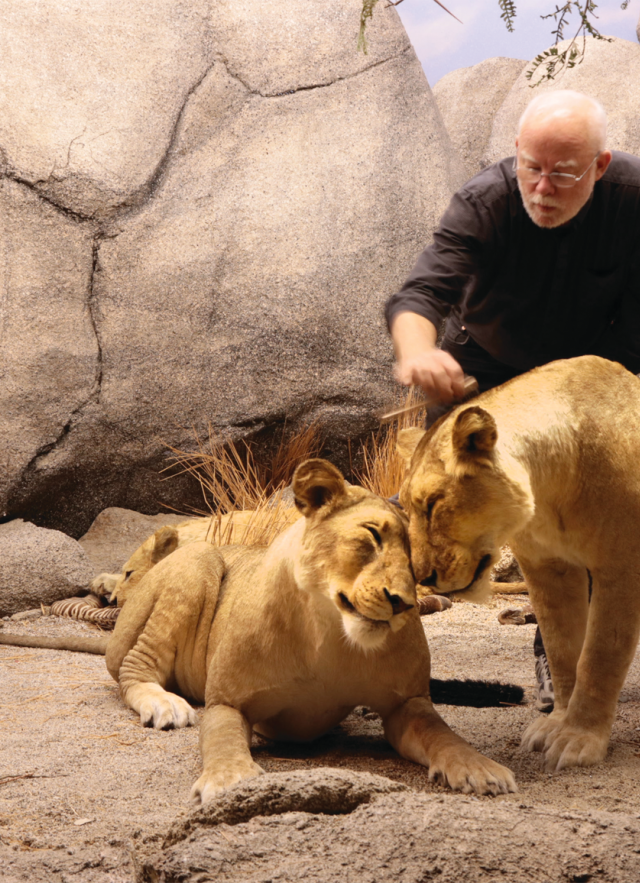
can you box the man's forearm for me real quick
[390,311,465,401]
[391,312,439,361]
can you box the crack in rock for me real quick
[20,391,99,476]
[0,167,94,222]
[12,227,106,479]
[217,46,412,99]
[0,43,411,225]
[120,59,220,218]
[87,234,104,398]
[0,60,219,223]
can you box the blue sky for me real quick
[392,0,639,86]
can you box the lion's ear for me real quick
[451,406,497,457]
[151,526,179,564]
[292,458,346,517]
[396,427,427,465]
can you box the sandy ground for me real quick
[2,594,640,882]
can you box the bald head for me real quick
[515,90,612,229]
[518,90,607,153]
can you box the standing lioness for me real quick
[106,458,516,803]
[397,355,640,773]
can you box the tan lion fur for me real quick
[397,355,640,774]
[92,507,300,605]
[103,458,516,804]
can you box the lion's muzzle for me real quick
[418,553,493,597]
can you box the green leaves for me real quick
[358,0,381,54]
[526,1,613,85]
[498,0,517,33]
[357,0,631,79]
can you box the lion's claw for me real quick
[190,760,264,805]
[127,683,198,730]
[428,753,517,796]
[522,715,607,771]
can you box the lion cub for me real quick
[106,458,516,803]
[92,508,301,605]
[397,355,640,774]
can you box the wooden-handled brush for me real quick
[378,375,479,424]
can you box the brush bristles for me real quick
[355,388,427,498]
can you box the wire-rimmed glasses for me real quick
[514,153,600,189]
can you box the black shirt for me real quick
[385,152,640,373]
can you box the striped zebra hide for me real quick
[48,595,121,628]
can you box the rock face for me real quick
[0,0,461,537]
[433,57,526,180]
[78,507,194,575]
[487,36,640,161]
[137,776,640,883]
[0,520,94,616]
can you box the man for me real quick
[386,90,640,710]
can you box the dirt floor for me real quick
[2,593,640,882]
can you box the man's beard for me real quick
[519,188,567,229]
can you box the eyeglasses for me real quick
[514,153,600,189]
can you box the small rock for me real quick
[491,545,524,583]
[165,768,408,847]
[10,608,43,622]
[0,519,94,617]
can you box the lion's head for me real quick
[112,526,179,605]
[397,407,534,604]
[290,459,417,650]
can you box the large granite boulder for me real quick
[487,36,640,162]
[0,520,94,617]
[0,0,461,537]
[433,57,526,181]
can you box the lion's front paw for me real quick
[134,687,198,730]
[522,714,608,770]
[428,749,517,796]
[520,710,566,754]
[190,760,264,805]
[91,572,119,598]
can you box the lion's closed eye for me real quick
[426,495,443,520]
[364,525,383,547]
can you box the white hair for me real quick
[518,90,608,152]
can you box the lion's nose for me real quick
[419,569,438,588]
[383,588,413,615]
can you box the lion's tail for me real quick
[0,633,109,655]
[430,678,524,707]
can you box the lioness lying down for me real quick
[398,355,640,773]
[92,508,301,605]
[101,458,515,803]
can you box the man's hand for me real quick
[394,348,465,402]
[391,312,465,403]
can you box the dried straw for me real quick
[164,423,322,547]
[355,387,427,499]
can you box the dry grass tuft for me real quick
[164,422,322,546]
[203,504,301,548]
[354,387,427,499]
[164,392,427,548]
